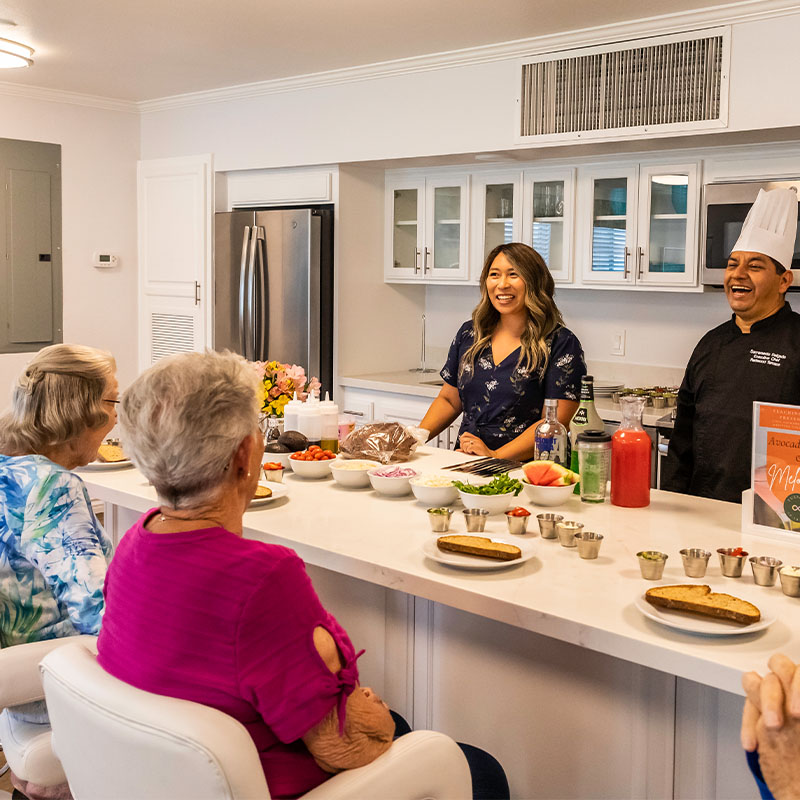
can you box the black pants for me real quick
[391,711,510,800]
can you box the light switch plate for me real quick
[611,329,626,356]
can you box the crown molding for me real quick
[0,80,137,112]
[138,0,800,114]
[0,0,797,114]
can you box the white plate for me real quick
[423,537,535,571]
[77,458,133,471]
[633,590,776,636]
[248,481,288,508]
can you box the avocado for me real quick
[264,441,290,454]
[277,430,309,452]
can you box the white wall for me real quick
[0,94,140,412]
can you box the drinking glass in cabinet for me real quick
[647,175,688,275]
[392,188,418,270]
[433,186,461,270]
[533,181,564,219]
[591,178,627,273]
[484,183,515,261]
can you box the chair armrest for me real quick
[0,636,97,709]
[301,730,472,800]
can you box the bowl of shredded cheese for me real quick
[409,474,458,506]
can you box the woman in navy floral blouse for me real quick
[420,243,586,460]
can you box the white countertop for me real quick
[81,447,800,697]
[340,371,669,426]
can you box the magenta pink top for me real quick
[97,511,361,800]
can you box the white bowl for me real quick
[520,479,578,507]
[265,450,294,472]
[456,489,517,515]
[289,455,334,479]
[330,459,381,488]
[409,477,459,506]
[368,467,419,497]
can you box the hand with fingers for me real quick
[741,654,800,799]
[457,432,495,458]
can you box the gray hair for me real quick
[0,344,116,455]
[120,350,260,509]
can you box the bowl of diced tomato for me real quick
[289,446,337,479]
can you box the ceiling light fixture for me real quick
[0,37,34,68]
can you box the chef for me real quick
[664,188,800,502]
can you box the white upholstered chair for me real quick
[41,639,472,800]
[0,636,96,789]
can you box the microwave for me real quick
[702,179,800,287]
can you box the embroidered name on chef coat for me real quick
[750,349,787,366]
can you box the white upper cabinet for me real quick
[522,168,575,283]
[385,174,469,282]
[579,161,700,288]
[471,171,523,272]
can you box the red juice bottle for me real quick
[611,396,651,508]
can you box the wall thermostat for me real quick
[93,252,119,269]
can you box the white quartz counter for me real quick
[82,447,800,697]
[339,371,669,426]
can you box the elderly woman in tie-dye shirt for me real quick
[0,344,118,648]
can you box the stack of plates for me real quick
[593,381,624,397]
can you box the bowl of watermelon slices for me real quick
[520,460,580,507]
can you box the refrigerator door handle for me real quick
[246,227,259,361]
[254,226,268,360]
[238,226,252,356]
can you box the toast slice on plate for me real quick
[96,443,126,463]
[645,584,760,625]
[437,535,521,561]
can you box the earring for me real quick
[247,471,251,478]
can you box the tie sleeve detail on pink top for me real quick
[335,648,365,735]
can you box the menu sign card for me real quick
[751,402,800,534]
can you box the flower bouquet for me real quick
[250,360,321,417]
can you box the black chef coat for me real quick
[663,303,800,503]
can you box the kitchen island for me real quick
[82,446,791,799]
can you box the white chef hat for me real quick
[731,187,798,271]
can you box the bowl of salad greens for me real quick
[453,472,523,515]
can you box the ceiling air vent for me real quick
[517,28,729,141]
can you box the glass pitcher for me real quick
[611,397,651,508]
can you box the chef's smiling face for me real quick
[725,250,793,328]
[486,253,527,317]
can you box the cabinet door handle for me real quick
[623,247,631,279]
[194,281,201,305]
[424,247,431,273]
[637,246,645,279]
[414,248,421,274]
[342,409,365,416]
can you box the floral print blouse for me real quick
[441,321,586,450]
[0,454,112,647]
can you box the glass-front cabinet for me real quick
[384,175,468,281]
[471,172,522,271]
[635,163,699,287]
[522,169,575,282]
[580,162,699,287]
[385,178,424,280]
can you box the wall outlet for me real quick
[611,329,626,356]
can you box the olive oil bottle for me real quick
[569,376,605,492]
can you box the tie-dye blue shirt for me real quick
[0,454,112,646]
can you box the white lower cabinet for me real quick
[341,386,460,450]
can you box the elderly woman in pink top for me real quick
[96,351,395,800]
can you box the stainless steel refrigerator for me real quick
[214,206,334,393]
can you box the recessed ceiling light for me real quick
[0,37,34,68]
[474,153,508,161]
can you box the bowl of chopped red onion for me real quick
[367,465,419,497]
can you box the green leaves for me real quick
[453,472,522,496]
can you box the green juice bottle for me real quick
[569,376,605,492]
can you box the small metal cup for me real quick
[536,513,563,539]
[505,511,530,535]
[779,568,800,597]
[652,396,666,409]
[427,508,453,533]
[680,548,711,578]
[556,520,583,548]
[717,548,748,578]
[463,508,490,533]
[750,556,782,587]
[575,531,603,559]
[637,551,668,580]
